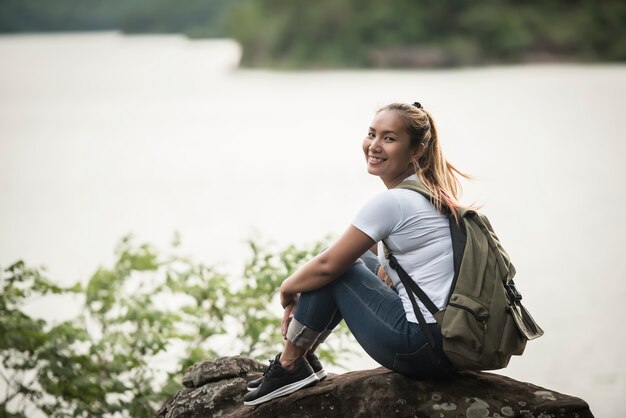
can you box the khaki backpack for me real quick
[384,179,543,371]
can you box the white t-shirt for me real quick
[351,175,454,324]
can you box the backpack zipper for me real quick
[448,302,488,330]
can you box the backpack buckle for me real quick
[505,281,523,302]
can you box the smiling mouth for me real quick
[369,155,386,163]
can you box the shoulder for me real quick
[361,189,404,213]
[351,190,403,242]
[359,188,430,214]
[387,187,432,211]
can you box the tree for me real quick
[0,235,356,417]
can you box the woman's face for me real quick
[362,109,419,188]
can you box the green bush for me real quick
[0,234,356,417]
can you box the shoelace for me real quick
[260,358,278,382]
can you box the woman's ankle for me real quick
[281,339,307,369]
[279,353,302,370]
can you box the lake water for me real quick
[1,32,624,417]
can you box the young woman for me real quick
[243,102,468,406]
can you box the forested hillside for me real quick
[1,0,624,67]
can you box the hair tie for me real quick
[412,101,422,109]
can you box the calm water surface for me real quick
[1,33,624,416]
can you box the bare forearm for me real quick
[279,225,375,305]
[280,254,338,295]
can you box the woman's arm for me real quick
[279,225,375,302]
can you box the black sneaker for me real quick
[305,352,328,382]
[247,353,326,392]
[243,354,319,406]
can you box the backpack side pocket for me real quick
[440,293,488,366]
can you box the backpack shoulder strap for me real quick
[382,241,438,349]
[382,180,441,349]
[395,179,466,304]
[382,242,440,316]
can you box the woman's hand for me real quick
[280,288,299,309]
[280,285,300,338]
[281,302,297,339]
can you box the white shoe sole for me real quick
[246,369,327,392]
[243,374,319,406]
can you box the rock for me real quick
[181,356,266,389]
[154,356,266,418]
[154,356,594,418]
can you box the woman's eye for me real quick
[384,136,395,142]
[367,132,375,138]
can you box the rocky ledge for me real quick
[154,356,593,418]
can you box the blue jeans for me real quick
[288,251,453,379]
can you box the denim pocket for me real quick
[392,343,450,379]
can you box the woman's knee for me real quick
[333,258,380,288]
[358,250,380,275]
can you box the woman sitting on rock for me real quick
[244,102,468,406]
